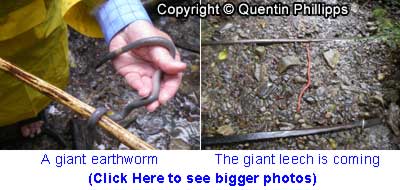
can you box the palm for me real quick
[109,21,186,112]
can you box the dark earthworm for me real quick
[87,107,108,129]
[87,37,176,128]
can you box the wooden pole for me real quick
[0,57,155,150]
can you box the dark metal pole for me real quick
[202,118,382,145]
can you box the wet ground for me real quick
[2,10,200,150]
[202,0,400,149]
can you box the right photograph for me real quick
[201,0,400,149]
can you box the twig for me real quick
[297,43,312,113]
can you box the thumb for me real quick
[149,46,186,74]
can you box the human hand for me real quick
[109,20,186,112]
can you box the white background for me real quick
[0,150,397,189]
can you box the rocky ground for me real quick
[202,0,400,149]
[2,8,200,150]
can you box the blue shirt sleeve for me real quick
[95,0,152,44]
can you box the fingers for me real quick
[20,121,43,138]
[125,73,154,97]
[146,101,160,112]
[159,73,183,105]
[145,73,183,112]
[141,76,152,97]
[149,47,187,74]
[122,22,187,74]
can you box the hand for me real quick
[109,20,186,112]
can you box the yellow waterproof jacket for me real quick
[0,0,105,126]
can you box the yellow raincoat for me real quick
[0,0,106,126]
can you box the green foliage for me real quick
[372,7,400,48]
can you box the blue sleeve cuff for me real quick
[95,0,152,44]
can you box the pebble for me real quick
[294,113,301,121]
[255,46,266,58]
[325,112,333,119]
[278,56,301,74]
[387,103,400,136]
[371,95,385,106]
[294,76,307,83]
[217,125,235,136]
[304,96,316,104]
[254,63,267,82]
[169,139,191,150]
[279,122,296,130]
[377,73,385,81]
[219,23,234,32]
[323,49,341,69]
[269,74,278,81]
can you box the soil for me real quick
[201,0,400,150]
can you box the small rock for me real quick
[216,125,235,136]
[316,86,326,96]
[301,124,313,129]
[238,29,249,38]
[48,105,62,115]
[118,143,129,150]
[377,73,385,81]
[294,76,307,83]
[387,103,400,136]
[325,112,333,119]
[371,95,385,106]
[327,87,339,98]
[298,119,305,124]
[304,96,316,104]
[269,74,278,81]
[323,49,340,69]
[366,21,376,27]
[169,139,191,150]
[219,23,234,32]
[97,144,106,150]
[360,112,371,118]
[278,56,301,74]
[257,82,274,98]
[279,122,296,130]
[297,143,305,150]
[367,26,378,33]
[294,113,301,121]
[255,46,266,57]
[358,94,368,106]
[254,63,267,82]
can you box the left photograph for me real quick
[0,0,200,150]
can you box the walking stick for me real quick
[0,57,155,150]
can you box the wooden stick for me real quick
[0,57,155,150]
